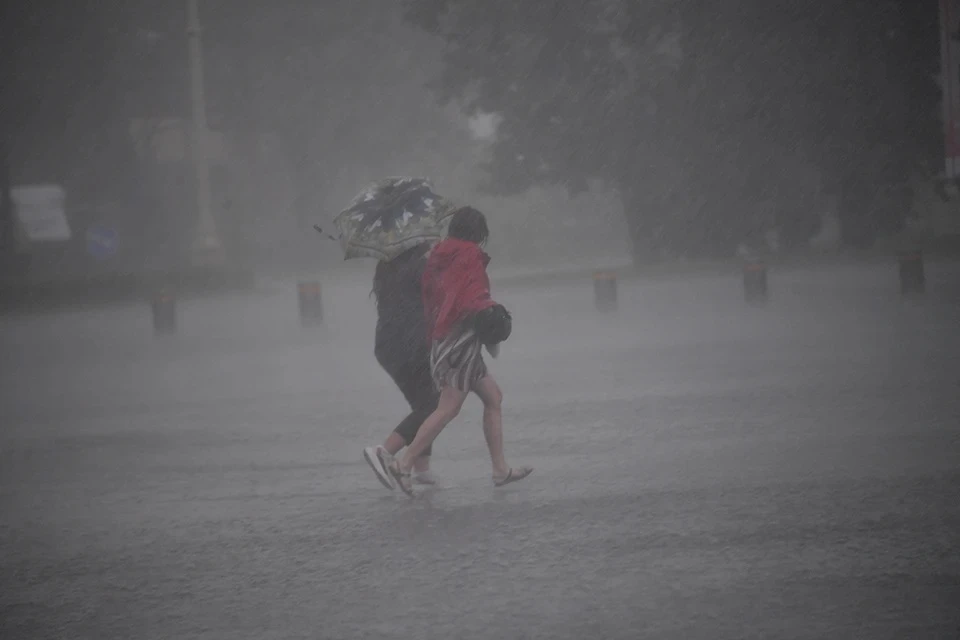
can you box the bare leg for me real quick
[473,375,509,478]
[397,386,467,472]
[382,431,405,456]
[384,427,431,472]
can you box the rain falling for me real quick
[1,1,958,638]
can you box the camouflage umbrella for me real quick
[330,177,458,261]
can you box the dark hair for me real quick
[447,206,489,246]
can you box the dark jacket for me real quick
[373,244,431,371]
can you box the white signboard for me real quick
[11,184,71,242]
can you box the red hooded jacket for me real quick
[422,238,496,340]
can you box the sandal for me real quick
[493,466,533,488]
[387,460,415,497]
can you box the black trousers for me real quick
[378,350,440,457]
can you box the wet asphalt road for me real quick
[2,261,959,639]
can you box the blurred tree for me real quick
[202,1,470,231]
[4,1,472,269]
[821,0,939,248]
[404,0,937,260]
[3,1,186,265]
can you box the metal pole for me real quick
[186,0,223,266]
[940,0,956,179]
[0,28,13,261]
[0,140,10,255]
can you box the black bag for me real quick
[472,304,512,346]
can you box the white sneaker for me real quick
[363,446,394,490]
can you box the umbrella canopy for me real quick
[332,177,458,261]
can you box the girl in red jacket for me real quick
[386,206,532,495]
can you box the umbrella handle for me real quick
[313,225,340,242]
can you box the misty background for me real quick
[2,2,960,638]
[2,1,631,284]
[1,0,954,288]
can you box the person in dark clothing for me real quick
[363,243,441,489]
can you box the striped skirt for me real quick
[430,323,487,393]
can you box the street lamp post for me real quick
[186,0,223,266]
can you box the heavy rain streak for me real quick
[1,1,958,638]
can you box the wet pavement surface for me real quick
[2,262,959,639]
